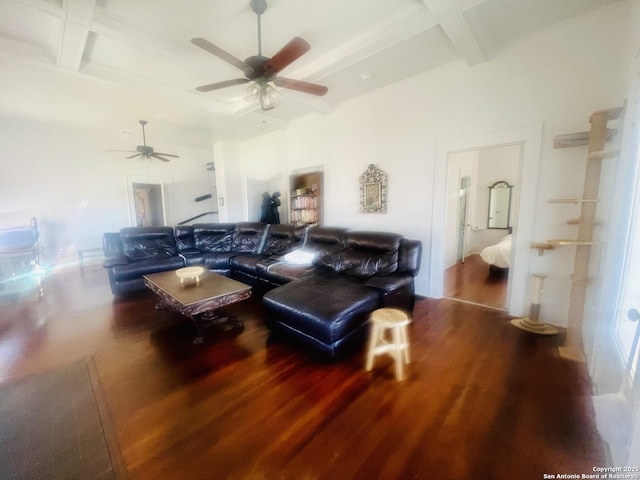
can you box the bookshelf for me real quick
[289,171,322,227]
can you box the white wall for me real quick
[233,2,634,326]
[214,131,290,223]
[239,131,290,223]
[0,116,214,266]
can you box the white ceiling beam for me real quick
[81,62,236,115]
[421,0,487,66]
[56,0,96,70]
[284,5,440,83]
[80,8,247,115]
[90,8,236,73]
[13,0,63,18]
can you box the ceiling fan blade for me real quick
[196,78,250,92]
[105,149,136,153]
[274,77,328,96]
[126,153,142,159]
[150,154,172,162]
[153,152,180,158]
[191,37,253,75]
[265,37,310,74]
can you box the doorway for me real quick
[132,183,164,226]
[126,175,170,227]
[443,145,521,310]
[429,123,543,317]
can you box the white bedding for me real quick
[480,234,512,269]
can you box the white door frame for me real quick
[430,123,543,316]
[125,175,172,227]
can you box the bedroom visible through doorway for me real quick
[443,144,522,309]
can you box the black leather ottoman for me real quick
[263,272,380,358]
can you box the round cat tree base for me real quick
[510,317,559,336]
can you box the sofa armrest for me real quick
[364,273,412,293]
[103,255,131,268]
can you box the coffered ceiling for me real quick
[0,0,626,142]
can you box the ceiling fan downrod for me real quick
[250,0,267,56]
[139,120,148,146]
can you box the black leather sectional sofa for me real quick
[102,222,422,358]
[102,222,304,296]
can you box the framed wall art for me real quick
[359,164,387,213]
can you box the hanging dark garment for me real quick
[260,192,272,223]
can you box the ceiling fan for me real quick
[107,120,179,163]
[191,0,328,111]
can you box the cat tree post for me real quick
[511,274,559,335]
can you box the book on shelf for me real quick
[291,208,317,224]
[291,195,317,209]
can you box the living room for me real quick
[1,0,640,478]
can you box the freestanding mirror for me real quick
[487,181,513,229]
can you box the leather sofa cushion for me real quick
[175,225,195,252]
[256,261,314,284]
[263,224,305,256]
[193,223,234,253]
[305,226,347,263]
[318,231,401,278]
[230,254,265,274]
[364,273,414,293]
[110,257,184,281]
[102,232,123,257]
[181,250,204,266]
[341,248,399,277]
[232,222,268,254]
[398,239,422,276]
[120,227,177,260]
[263,273,379,345]
[306,226,348,245]
[346,231,402,252]
[201,252,236,270]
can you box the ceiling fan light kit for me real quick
[192,0,328,111]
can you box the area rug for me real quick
[0,358,124,480]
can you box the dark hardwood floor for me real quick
[444,254,508,309]
[0,265,606,479]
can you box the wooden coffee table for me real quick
[143,270,252,343]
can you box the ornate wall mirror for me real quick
[487,180,513,229]
[359,164,387,213]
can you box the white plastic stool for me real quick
[365,308,411,381]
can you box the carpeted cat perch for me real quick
[511,273,559,335]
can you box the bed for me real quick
[480,234,512,273]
